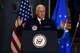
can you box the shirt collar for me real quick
[37,17,45,22]
[37,17,45,24]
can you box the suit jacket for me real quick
[24,17,57,31]
[17,17,63,38]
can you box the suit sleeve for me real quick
[16,26,23,36]
[57,28,64,38]
[50,19,57,30]
[16,19,31,36]
[51,19,64,38]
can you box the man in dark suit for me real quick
[27,17,56,31]
[17,4,64,37]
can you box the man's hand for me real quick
[17,16,23,26]
[60,20,65,29]
[22,23,26,28]
[60,20,68,30]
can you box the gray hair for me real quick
[36,4,46,11]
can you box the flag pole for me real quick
[48,0,50,18]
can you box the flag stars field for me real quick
[21,5,23,7]
[61,46,64,48]
[24,3,26,5]
[19,12,21,14]
[23,6,26,8]
[66,44,69,46]
[21,1,23,4]
[20,8,22,11]
[24,18,26,20]
[22,10,24,12]
[59,14,62,17]
[58,41,60,44]
[64,15,67,18]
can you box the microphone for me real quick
[0,4,4,10]
[76,14,80,28]
[71,14,80,46]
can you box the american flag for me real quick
[11,0,32,53]
[52,0,71,53]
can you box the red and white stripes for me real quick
[11,21,21,53]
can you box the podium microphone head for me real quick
[76,14,80,28]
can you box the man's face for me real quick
[36,7,46,19]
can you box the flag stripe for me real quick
[10,47,14,53]
[11,26,21,53]
[11,42,18,53]
[13,26,22,42]
[12,31,21,49]
[11,36,20,51]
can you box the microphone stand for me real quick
[71,16,80,46]
[71,24,79,46]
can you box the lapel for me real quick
[35,18,40,25]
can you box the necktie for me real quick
[40,20,44,30]
[41,20,44,24]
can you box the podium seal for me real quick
[33,34,47,48]
[32,25,37,31]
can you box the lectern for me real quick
[21,31,58,53]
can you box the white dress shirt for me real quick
[37,17,45,24]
